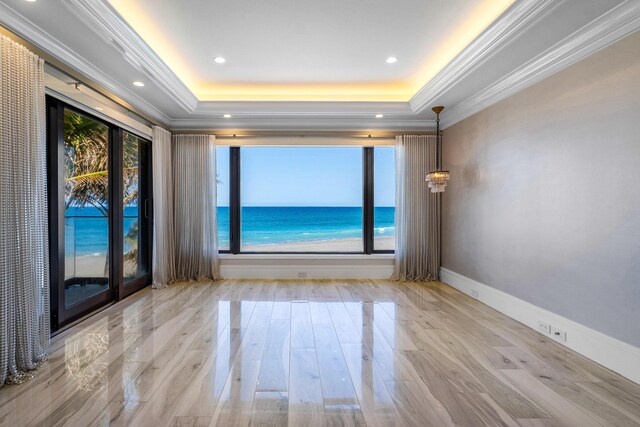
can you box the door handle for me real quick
[144,199,151,219]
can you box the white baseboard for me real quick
[220,254,394,279]
[440,268,640,385]
[221,265,393,279]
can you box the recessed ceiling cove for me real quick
[2,0,633,129]
[107,0,514,102]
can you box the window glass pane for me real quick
[63,110,110,307]
[374,146,395,250]
[123,132,150,281]
[241,147,363,252]
[216,146,230,250]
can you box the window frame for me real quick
[220,145,394,255]
[47,96,153,332]
[372,145,396,253]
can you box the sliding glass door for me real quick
[121,132,152,298]
[62,109,111,310]
[47,97,152,331]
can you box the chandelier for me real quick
[425,106,450,193]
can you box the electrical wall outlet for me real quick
[297,272,308,278]
[471,289,479,299]
[551,326,567,342]
[537,320,551,334]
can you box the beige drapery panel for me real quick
[172,134,221,281]
[391,135,441,281]
[151,126,175,288]
[151,129,221,287]
[0,35,49,387]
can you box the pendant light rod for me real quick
[432,106,444,170]
[425,106,449,193]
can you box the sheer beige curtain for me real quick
[172,134,221,281]
[392,135,440,281]
[151,126,175,288]
[0,35,49,387]
[151,130,221,287]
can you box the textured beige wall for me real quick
[442,31,640,347]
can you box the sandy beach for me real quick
[66,254,138,278]
[242,236,394,252]
[68,236,395,277]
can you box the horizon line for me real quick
[217,205,395,208]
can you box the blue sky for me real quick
[216,146,395,207]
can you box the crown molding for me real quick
[441,0,640,128]
[62,0,198,113]
[409,0,563,114]
[0,1,171,124]
[168,117,436,132]
[4,0,637,132]
[59,0,563,117]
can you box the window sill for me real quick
[219,253,394,261]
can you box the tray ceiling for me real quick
[1,0,637,130]
[107,0,513,102]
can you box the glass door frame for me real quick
[46,97,152,331]
[120,131,153,300]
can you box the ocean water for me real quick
[220,206,395,248]
[65,206,395,255]
[65,206,140,256]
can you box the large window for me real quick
[241,147,363,252]
[217,145,395,253]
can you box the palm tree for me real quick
[64,111,140,275]
[63,111,110,215]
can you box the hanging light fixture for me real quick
[425,106,450,193]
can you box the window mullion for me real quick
[230,146,241,254]
[363,147,374,254]
[110,127,124,300]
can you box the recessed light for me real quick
[223,114,232,118]
[95,107,104,111]
[375,114,384,118]
[214,57,226,64]
[386,56,398,64]
[25,0,37,2]
[133,81,145,87]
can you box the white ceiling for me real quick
[106,0,513,101]
[1,0,638,131]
